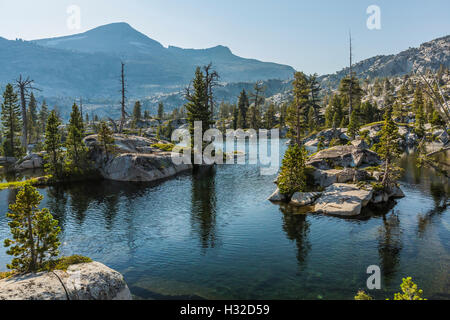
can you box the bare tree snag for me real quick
[14,75,40,150]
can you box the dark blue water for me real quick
[0,142,448,300]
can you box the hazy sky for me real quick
[1,0,449,75]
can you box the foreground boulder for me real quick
[0,262,131,300]
[314,183,374,216]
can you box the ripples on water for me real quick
[0,143,448,300]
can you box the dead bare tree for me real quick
[203,63,219,119]
[118,62,128,133]
[348,31,353,118]
[416,71,450,125]
[14,75,41,150]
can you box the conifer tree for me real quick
[264,104,277,129]
[44,111,64,179]
[185,67,211,153]
[1,84,22,157]
[415,103,426,137]
[27,92,38,144]
[277,144,307,197]
[307,106,316,132]
[347,109,360,139]
[4,183,61,272]
[157,102,164,120]
[237,90,249,129]
[287,72,310,146]
[98,121,115,160]
[247,105,261,130]
[379,106,401,188]
[132,101,142,125]
[66,103,88,174]
[38,100,49,138]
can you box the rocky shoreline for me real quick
[269,142,405,217]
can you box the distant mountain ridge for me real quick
[320,35,450,88]
[17,22,293,96]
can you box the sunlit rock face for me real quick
[0,262,132,300]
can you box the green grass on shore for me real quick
[0,175,52,190]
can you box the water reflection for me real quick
[279,204,311,268]
[377,210,403,286]
[190,166,217,249]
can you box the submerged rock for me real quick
[0,262,131,300]
[314,183,374,217]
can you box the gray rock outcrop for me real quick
[0,262,131,300]
[85,134,193,182]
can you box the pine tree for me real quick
[4,183,61,272]
[415,103,426,137]
[157,102,164,120]
[287,72,310,146]
[98,121,115,160]
[66,103,88,174]
[379,106,401,188]
[1,84,22,157]
[27,92,38,144]
[185,67,211,152]
[44,111,64,179]
[307,105,316,132]
[232,105,238,130]
[237,90,249,129]
[38,100,49,138]
[247,105,261,130]
[347,109,360,139]
[277,144,307,197]
[264,104,276,129]
[132,101,142,125]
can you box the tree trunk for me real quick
[25,210,37,272]
[19,89,27,150]
[382,158,390,187]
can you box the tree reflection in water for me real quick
[279,204,311,268]
[190,166,217,250]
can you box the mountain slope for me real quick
[320,35,450,88]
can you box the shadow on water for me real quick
[278,204,311,268]
[190,166,217,250]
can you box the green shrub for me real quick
[151,143,175,152]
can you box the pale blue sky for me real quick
[0,0,449,75]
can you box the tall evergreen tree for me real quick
[347,109,360,139]
[287,72,310,146]
[379,106,401,188]
[277,144,307,198]
[44,111,63,179]
[237,90,249,129]
[185,67,211,154]
[264,104,277,129]
[38,100,49,139]
[132,101,142,125]
[4,183,60,272]
[27,92,38,144]
[1,84,22,157]
[98,121,115,160]
[157,102,164,120]
[66,103,88,174]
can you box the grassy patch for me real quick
[43,255,93,272]
[0,271,14,280]
[0,175,52,190]
[151,143,175,152]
